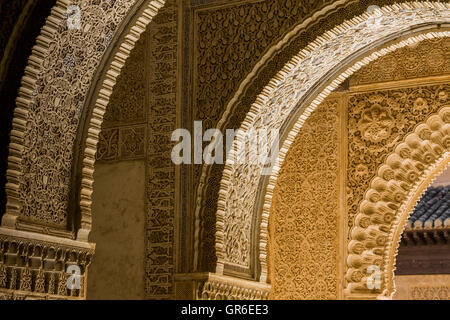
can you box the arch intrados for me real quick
[74,0,166,240]
[0,0,167,240]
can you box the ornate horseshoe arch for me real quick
[386,154,450,297]
[1,0,166,240]
[213,2,450,298]
[345,109,450,299]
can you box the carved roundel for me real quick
[358,103,395,143]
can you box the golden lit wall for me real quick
[269,37,450,300]
[269,98,342,300]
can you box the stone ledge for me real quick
[175,273,271,300]
[0,228,94,300]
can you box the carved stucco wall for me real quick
[0,0,179,299]
[345,44,450,296]
[346,106,450,297]
[2,0,167,238]
[79,1,450,299]
[3,0,450,300]
[10,0,139,229]
[269,98,341,300]
[269,90,450,299]
[346,38,450,234]
[350,38,450,86]
[192,0,450,275]
[0,0,55,221]
[97,34,147,163]
[393,275,450,300]
[347,84,450,234]
[268,36,450,299]
[193,0,353,273]
[0,0,153,300]
[2,0,447,278]
[88,32,147,300]
[144,0,178,299]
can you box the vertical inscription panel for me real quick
[145,0,178,299]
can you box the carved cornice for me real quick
[0,227,94,300]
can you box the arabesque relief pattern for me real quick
[347,84,450,233]
[65,0,177,298]
[194,0,351,273]
[195,0,331,127]
[269,99,340,300]
[346,106,450,295]
[0,0,169,300]
[3,0,450,301]
[350,38,450,86]
[5,0,448,284]
[15,0,138,227]
[194,0,439,273]
[266,34,450,298]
